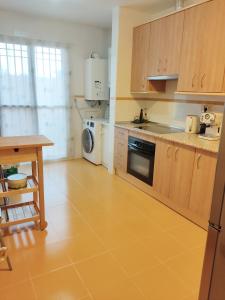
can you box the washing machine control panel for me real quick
[86,121,95,128]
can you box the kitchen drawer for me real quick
[115,127,128,140]
[0,148,37,164]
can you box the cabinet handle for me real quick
[167,146,171,158]
[192,74,197,88]
[197,154,201,169]
[175,148,179,161]
[164,58,168,72]
[157,59,161,73]
[201,74,206,89]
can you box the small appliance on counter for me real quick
[185,115,200,134]
[199,112,223,141]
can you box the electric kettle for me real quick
[185,115,200,134]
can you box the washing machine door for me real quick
[82,128,94,153]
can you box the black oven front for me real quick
[127,136,155,186]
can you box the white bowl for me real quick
[8,173,27,189]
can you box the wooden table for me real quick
[0,135,53,230]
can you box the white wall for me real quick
[0,9,110,158]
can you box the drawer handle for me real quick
[201,74,206,89]
[14,148,19,152]
[164,58,168,72]
[192,74,197,88]
[175,148,179,161]
[197,154,201,169]
[157,59,161,72]
[167,146,171,158]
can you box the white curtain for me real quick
[0,37,73,160]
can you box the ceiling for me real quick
[0,0,177,28]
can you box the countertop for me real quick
[115,122,220,154]
[0,135,54,150]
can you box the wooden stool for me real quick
[0,236,12,271]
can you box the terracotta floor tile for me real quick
[132,264,192,300]
[63,232,105,263]
[3,221,60,251]
[148,206,190,231]
[2,160,206,299]
[0,280,36,300]
[76,253,128,296]
[111,239,160,276]
[0,250,29,289]
[93,222,137,249]
[91,279,146,300]
[140,231,186,262]
[167,221,207,249]
[166,247,205,293]
[23,241,71,277]
[50,213,92,240]
[32,266,88,300]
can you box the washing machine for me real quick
[82,119,102,165]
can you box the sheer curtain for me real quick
[0,37,73,160]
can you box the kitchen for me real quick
[0,0,225,299]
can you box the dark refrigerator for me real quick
[199,105,225,300]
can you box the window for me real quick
[0,39,72,160]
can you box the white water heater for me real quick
[85,58,109,101]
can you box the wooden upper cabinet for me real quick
[148,11,184,76]
[131,23,151,93]
[178,0,225,93]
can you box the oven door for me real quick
[127,144,155,185]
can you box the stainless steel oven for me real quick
[127,136,155,186]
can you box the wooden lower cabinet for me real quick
[189,150,217,223]
[154,140,195,207]
[170,144,195,208]
[153,139,216,228]
[153,140,173,198]
[114,128,128,173]
[114,130,217,229]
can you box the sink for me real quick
[135,123,183,134]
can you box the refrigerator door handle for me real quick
[209,222,221,232]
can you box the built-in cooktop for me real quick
[135,123,183,135]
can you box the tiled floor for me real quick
[0,159,207,299]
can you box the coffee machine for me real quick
[199,112,223,141]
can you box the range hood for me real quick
[147,74,178,81]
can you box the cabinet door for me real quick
[148,12,184,76]
[178,0,225,92]
[164,12,184,75]
[114,128,128,172]
[177,4,203,92]
[131,24,151,93]
[189,150,217,222]
[198,0,225,92]
[153,140,173,198]
[148,18,165,76]
[170,145,195,208]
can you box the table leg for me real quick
[37,148,47,230]
[32,161,39,229]
[32,161,38,204]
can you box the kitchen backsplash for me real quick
[115,100,224,129]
